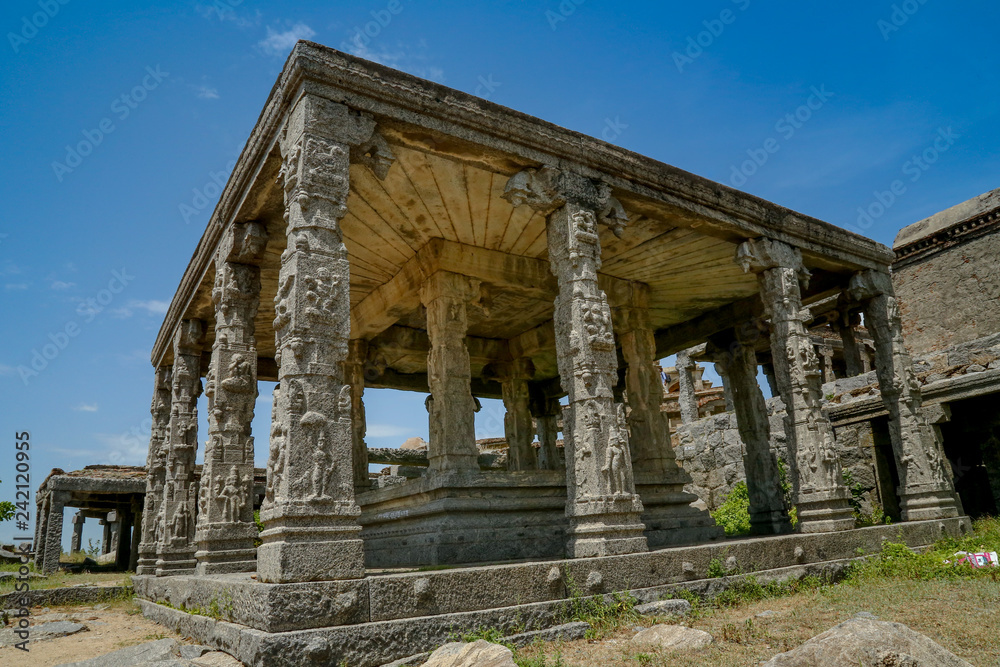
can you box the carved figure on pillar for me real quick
[195,221,267,575]
[257,95,389,583]
[849,270,959,520]
[136,366,172,575]
[156,320,205,575]
[504,166,647,558]
[736,238,854,533]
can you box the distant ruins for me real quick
[37,42,979,666]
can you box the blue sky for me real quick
[1,0,997,547]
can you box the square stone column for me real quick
[257,95,387,583]
[529,387,562,471]
[195,222,267,575]
[156,319,205,576]
[137,366,171,575]
[737,238,854,533]
[70,513,84,553]
[504,166,647,558]
[817,345,836,383]
[420,271,481,477]
[713,362,735,411]
[833,311,865,377]
[727,330,792,534]
[344,339,370,495]
[675,349,700,424]
[41,490,67,573]
[129,497,142,571]
[849,270,959,520]
[489,357,537,471]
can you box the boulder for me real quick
[762,618,973,666]
[634,599,692,617]
[631,624,713,651]
[55,638,180,666]
[422,639,516,667]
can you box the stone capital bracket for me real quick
[847,269,893,303]
[502,166,629,237]
[418,271,481,307]
[175,319,206,355]
[482,355,536,383]
[736,237,811,287]
[220,221,269,265]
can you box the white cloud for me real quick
[111,299,170,319]
[196,2,261,28]
[91,431,150,466]
[73,403,99,412]
[366,424,414,438]
[258,23,316,56]
[5,283,29,290]
[51,280,75,290]
[196,85,219,99]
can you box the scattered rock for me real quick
[967,364,987,373]
[421,639,516,667]
[634,599,692,617]
[631,624,713,651]
[762,617,973,666]
[55,638,180,666]
[178,644,213,659]
[0,620,86,646]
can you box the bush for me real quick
[712,482,751,536]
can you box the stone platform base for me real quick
[135,516,970,666]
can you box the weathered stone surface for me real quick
[634,599,691,616]
[191,651,245,666]
[762,617,972,666]
[421,640,515,667]
[56,638,179,666]
[631,624,712,650]
[0,620,85,646]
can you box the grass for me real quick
[513,517,1000,666]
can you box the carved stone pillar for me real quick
[258,95,391,583]
[714,361,735,411]
[504,166,647,558]
[849,270,959,520]
[137,366,171,575]
[818,345,836,384]
[530,389,562,471]
[345,339,370,495]
[195,222,267,575]
[675,350,699,424]
[833,312,864,377]
[737,238,854,533]
[728,330,792,534]
[419,271,481,476]
[498,357,537,471]
[41,490,67,573]
[156,319,204,576]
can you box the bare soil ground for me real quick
[515,577,1000,666]
[0,598,192,667]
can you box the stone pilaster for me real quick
[257,95,387,583]
[675,350,699,424]
[136,366,171,575]
[41,491,67,573]
[728,330,792,534]
[70,513,84,553]
[195,222,267,575]
[714,361,735,411]
[504,166,647,558]
[420,271,481,476]
[737,238,854,533]
[833,312,864,377]
[849,270,959,520]
[495,357,537,472]
[156,320,205,576]
[345,339,370,495]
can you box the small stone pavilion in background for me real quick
[124,42,967,666]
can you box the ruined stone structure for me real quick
[131,43,966,666]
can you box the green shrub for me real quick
[712,482,751,536]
